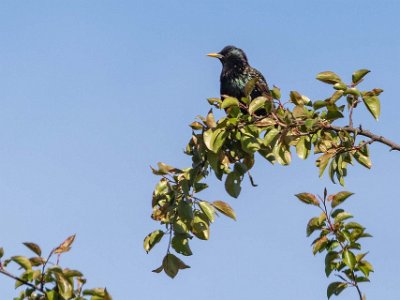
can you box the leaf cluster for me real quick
[295,190,373,299]
[0,235,111,300]
[147,70,382,278]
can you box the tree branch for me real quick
[326,125,400,151]
[0,268,42,293]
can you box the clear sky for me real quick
[0,1,399,299]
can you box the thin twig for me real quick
[326,125,400,151]
[40,249,54,290]
[0,268,43,293]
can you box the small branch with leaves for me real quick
[0,235,112,300]
[296,190,373,300]
[147,69,398,298]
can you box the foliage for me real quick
[296,189,373,299]
[145,70,397,299]
[0,235,111,300]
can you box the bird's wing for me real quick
[251,68,272,98]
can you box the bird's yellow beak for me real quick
[207,53,223,58]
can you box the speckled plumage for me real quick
[212,45,271,100]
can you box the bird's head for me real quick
[207,45,249,70]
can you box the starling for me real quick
[207,45,272,112]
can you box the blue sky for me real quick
[0,1,399,299]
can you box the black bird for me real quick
[207,45,271,106]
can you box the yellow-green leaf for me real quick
[172,236,192,256]
[352,69,370,84]
[143,230,164,253]
[316,71,342,84]
[23,242,42,256]
[191,211,210,240]
[271,85,281,99]
[331,191,354,208]
[221,97,239,109]
[198,201,215,223]
[342,249,356,270]
[362,95,380,120]
[11,256,32,271]
[248,96,267,115]
[295,193,319,206]
[327,282,348,299]
[212,201,236,220]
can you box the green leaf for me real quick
[203,128,228,153]
[212,201,236,220]
[295,193,319,206]
[221,97,239,109]
[358,260,374,277]
[207,97,222,106]
[333,82,348,90]
[162,253,190,279]
[198,201,215,223]
[178,200,194,222]
[152,265,164,273]
[313,236,328,255]
[263,128,280,146]
[316,71,342,84]
[45,290,56,300]
[344,222,364,230]
[248,96,267,115]
[151,162,182,175]
[54,272,73,299]
[316,153,333,177]
[11,256,32,271]
[194,182,208,193]
[241,133,260,154]
[274,143,291,165]
[362,95,380,120]
[352,69,370,84]
[83,287,112,299]
[330,90,344,103]
[342,249,356,270]
[296,136,310,160]
[313,100,328,110]
[22,242,42,256]
[172,236,192,256]
[334,212,353,223]
[0,247,4,259]
[354,151,372,169]
[289,91,303,105]
[225,171,241,198]
[331,191,354,208]
[327,282,348,299]
[306,216,324,237]
[173,219,189,234]
[205,109,216,128]
[63,269,84,278]
[191,211,210,240]
[271,85,281,100]
[206,151,223,180]
[325,251,339,277]
[143,230,164,253]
